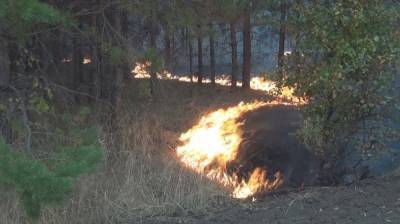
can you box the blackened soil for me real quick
[232,105,320,187]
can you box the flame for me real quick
[132,62,305,104]
[83,57,92,64]
[176,101,285,199]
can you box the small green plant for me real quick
[0,125,103,220]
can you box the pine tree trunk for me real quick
[91,13,101,101]
[294,0,302,77]
[242,10,251,89]
[150,19,157,49]
[111,10,124,120]
[188,29,193,82]
[164,30,172,71]
[0,37,10,88]
[230,21,239,88]
[278,1,287,74]
[121,11,130,80]
[209,24,216,85]
[197,37,203,84]
[73,31,84,103]
[149,11,157,96]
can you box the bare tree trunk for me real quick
[209,24,216,85]
[230,21,239,87]
[197,37,203,84]
[242,9,251,89]
[278,1,287,74]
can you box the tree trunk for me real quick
[111,10,124,120]
[278,1,287,74]
[209,24,216,85]
[230,21,239,87]
[150,19,157,49]
[164,30,172,71]
[90,13,102,101]
[0,37,12,143]
[0,37,10,88]
[197,37,203,84]
[188,29,193,82]
[293,0,302,77]
[73,31,84,103]
[242,9,251,89]
[149,12,157,96]
[121,11,130,80]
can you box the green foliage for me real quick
[30,96,50,113]
[0,125,104,220]
[144,48,163,74]
[0,0,68,39]
[109,46,124,65]
[281,0,400,157]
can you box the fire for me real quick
[176,101,285,199]
[83,57,92,64]
[132,62,304,104]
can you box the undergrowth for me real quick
[0,80,260,224]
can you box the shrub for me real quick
[0,126,103,220]
[281,1,400,161]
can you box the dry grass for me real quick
[0,80,265,224]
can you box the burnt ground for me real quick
[137,173,400,224]
[232,105,320,187]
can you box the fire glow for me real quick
[176,101,285,199]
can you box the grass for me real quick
[0,79,266,224]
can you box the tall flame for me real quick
[176,101,285,199]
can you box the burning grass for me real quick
[176,101,285,199]
[0,80,265,223]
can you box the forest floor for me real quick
[138,173,400,224]
[2,79,399,224]
[127,80,400,224]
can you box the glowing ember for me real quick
[176,101,285,199]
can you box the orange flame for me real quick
[176,101,285,199]
[132,62,305,104]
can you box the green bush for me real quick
[281,0,400,159]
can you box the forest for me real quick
[0,0,399,223]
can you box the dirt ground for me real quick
[136,172,400,224]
